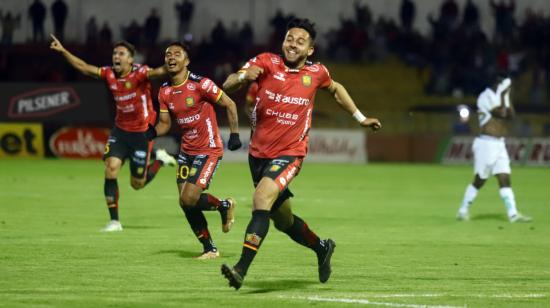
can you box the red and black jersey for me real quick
[158,71,224,156]
[98,64,156,132]
[241,52,332,158]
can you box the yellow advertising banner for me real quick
[0,123,44,158]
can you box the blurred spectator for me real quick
[399,0,416,31]
[122,20,141,47]
[28,0,46,42]
[440,0,459,30]
[85,17,98,46]
[175,0,194,40]
[1,11,21,46]
[99,22,112,45]
[144,8,161,45]
[462,0,480,32]
[354,0,372,29]
[51,0,68,41]
[491,0,516,43]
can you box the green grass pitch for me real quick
[1,159,549,307]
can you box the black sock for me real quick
[183,207,216,252]
[144,160,163,185]
[283,215,323,255]
[104,178,119,221]
[195,193,229,211]
[235,210,270,276]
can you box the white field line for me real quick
[279,293,547,307]
[363,293,546,299]
[281,295,464,308]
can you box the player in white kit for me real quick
[457,76,532,223]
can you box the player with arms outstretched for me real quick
[153,42,242,259]
[50,35,176,232]
[457,76,532,223]
[220,18,381,289]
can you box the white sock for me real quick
[499,187,518,218]
[459,184,478,213]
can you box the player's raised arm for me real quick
[216,93,241,150]
[324,80,382,131]
[147,65,168,80]
[49,34,100,78]
[222,66,263,94]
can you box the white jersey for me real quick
[476,88,500,127]
[477,78,512,127]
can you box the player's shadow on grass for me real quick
[471,213,508,222]
[123,225,159,229]
[243,279,319,293]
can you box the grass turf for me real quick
[0,159,549,307]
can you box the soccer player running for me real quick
[50,34,176,232]
[457,76,532,223]
[220,18,381,289]
[153,42,242,259]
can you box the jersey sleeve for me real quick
[318,64,332,89]
[239,53,271,76]
[134,65,150,82]
[200,78,223,103]
[246,82,259,102]
[98,66,109,79]
[158,87,170,113]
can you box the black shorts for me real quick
[103,126,153,179]
[248,154,303,212]
[176,152,222,190]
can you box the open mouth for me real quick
[167,61,177,69]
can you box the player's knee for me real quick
[104,161,120,177]
[253,191,275,210]
[179,192,199,209]
[131,178,145,190]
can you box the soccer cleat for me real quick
[317,239,336,283]
[101,220,123,232]
[456,210,470,221]
[194,250,220,260]
[155,148,177,166]
[221,264,243,290]
[509,213,532,223]
[220,198,236,233]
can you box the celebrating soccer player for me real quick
[153,42,242,259]
[50,34,176,232]
[220,18,381,289]
[456,75,532,223]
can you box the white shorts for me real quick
[473,135,511,179]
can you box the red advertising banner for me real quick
[49,127,109,159]
[441,136,550,166]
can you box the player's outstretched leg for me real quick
[182,207,219,259]
[277,212,336,283]
[195,194,236,233]
[102,178,122,232]
[222,209,270,289]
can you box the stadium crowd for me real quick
[1,0,550,103]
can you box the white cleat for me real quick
[456,210,470,221]
[194,250,220,260]
[155,149,177,166]
[101,220,123,232]
[509,213,532,223]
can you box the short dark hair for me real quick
[113,41,136,57]
[287,18,317,42]
[166,41,190,54]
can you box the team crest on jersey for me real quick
[187,83,196,91]
[189,167,197,176]
[137,167,144,175]
[185,97,194,107]
[124,81,132,89]
[270,165,281,172]
[301,75,312,87]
